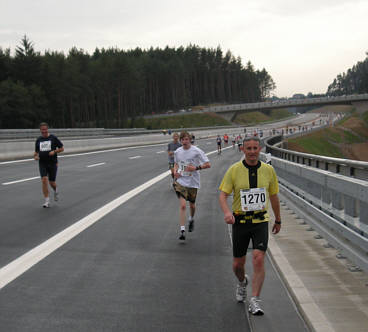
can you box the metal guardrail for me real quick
[260,153,368,273]
[264,135,368,181]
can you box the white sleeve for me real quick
[198,148,209,164]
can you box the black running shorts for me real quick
[232,221,268,257]
[39,162,58,182]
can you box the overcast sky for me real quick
[1,0,367,97]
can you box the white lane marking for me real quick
[86,162,106,168]
[207,142,212,145]
[129,156,141,159]
[2,176,39,185]
[156,151,165,154]
[0,148,221,289]
[0,170,171,290]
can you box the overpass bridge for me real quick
[207,93,368,121]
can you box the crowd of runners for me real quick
[33,123,281,316]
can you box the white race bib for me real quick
[178,161,192,177]
[40,140,52,152]
[240,187,266,212]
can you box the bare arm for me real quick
[219,191,235,224]
[186,161,211,172]
[269,193,281,234]
[49,146,64,156]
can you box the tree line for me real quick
[327,53,368,96]
[0,36,276,129]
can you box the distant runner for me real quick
[223,133,229,145]
[216,135,222,154]
[34,122,64,208]
[168,133,181,183]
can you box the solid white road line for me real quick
[0,170,171,290]
[129,156,141,159]
[86,162,106,168]
[2,176,39,185]
[0,147,223,289]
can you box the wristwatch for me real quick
[275,220,281,225]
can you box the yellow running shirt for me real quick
[219,160,279,223]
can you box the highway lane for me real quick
[0,141,203,267]
[0,138,307,331]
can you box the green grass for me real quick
[234,108,291,125]
[288,134,344,158]
[131,112,231,129]
[362,111,368,125]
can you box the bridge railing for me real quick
[206,93,368,113]
[260,152,368,272]
[264,135,368,181]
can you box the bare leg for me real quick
[41,177,49,198]
[233,256,247,282]
[49,180,57,192]
[189,202,195,219]
[252,250,266,297]
[179,197,186,227]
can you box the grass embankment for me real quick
[287,106,368,161]
[234,109,291,125]
[134,112,231,130]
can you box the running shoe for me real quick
[179,230,186,240]
[235,275,248,302]
[248,296,264,315]
[43,201,50,208]
[188,219,194,232]
[54,191,59,201]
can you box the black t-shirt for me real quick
[35,134,63,163]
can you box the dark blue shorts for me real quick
[39,162,58,182]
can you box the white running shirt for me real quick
[174,145,209,188]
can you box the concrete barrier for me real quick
[0,127,247,161]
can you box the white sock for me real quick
[188,216,193,221]
[45,197,50,203]
[181,226,185,231]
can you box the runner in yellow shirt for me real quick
[219,136,281,315]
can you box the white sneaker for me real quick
[235,275,248,302]
[248,296,264,315]
[43,201,50,208]
[54,191,59,201]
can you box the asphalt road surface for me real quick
[0,138,308,332]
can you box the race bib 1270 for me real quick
[240,187,266,212]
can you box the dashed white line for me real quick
[2,176,39,185]
[156,151,165,154]
[86,162,106,168]
[129,156,141,159]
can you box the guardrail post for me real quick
[360,202,368,226]
[331,190,344,213]
[344,195,358,220]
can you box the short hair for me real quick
[39,122,49,128]
[180,131,191,140]
[243,136,261,145]
[173,132,179,138]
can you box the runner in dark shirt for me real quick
[34,122,64,208]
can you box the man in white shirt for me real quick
[173,131,211,240]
